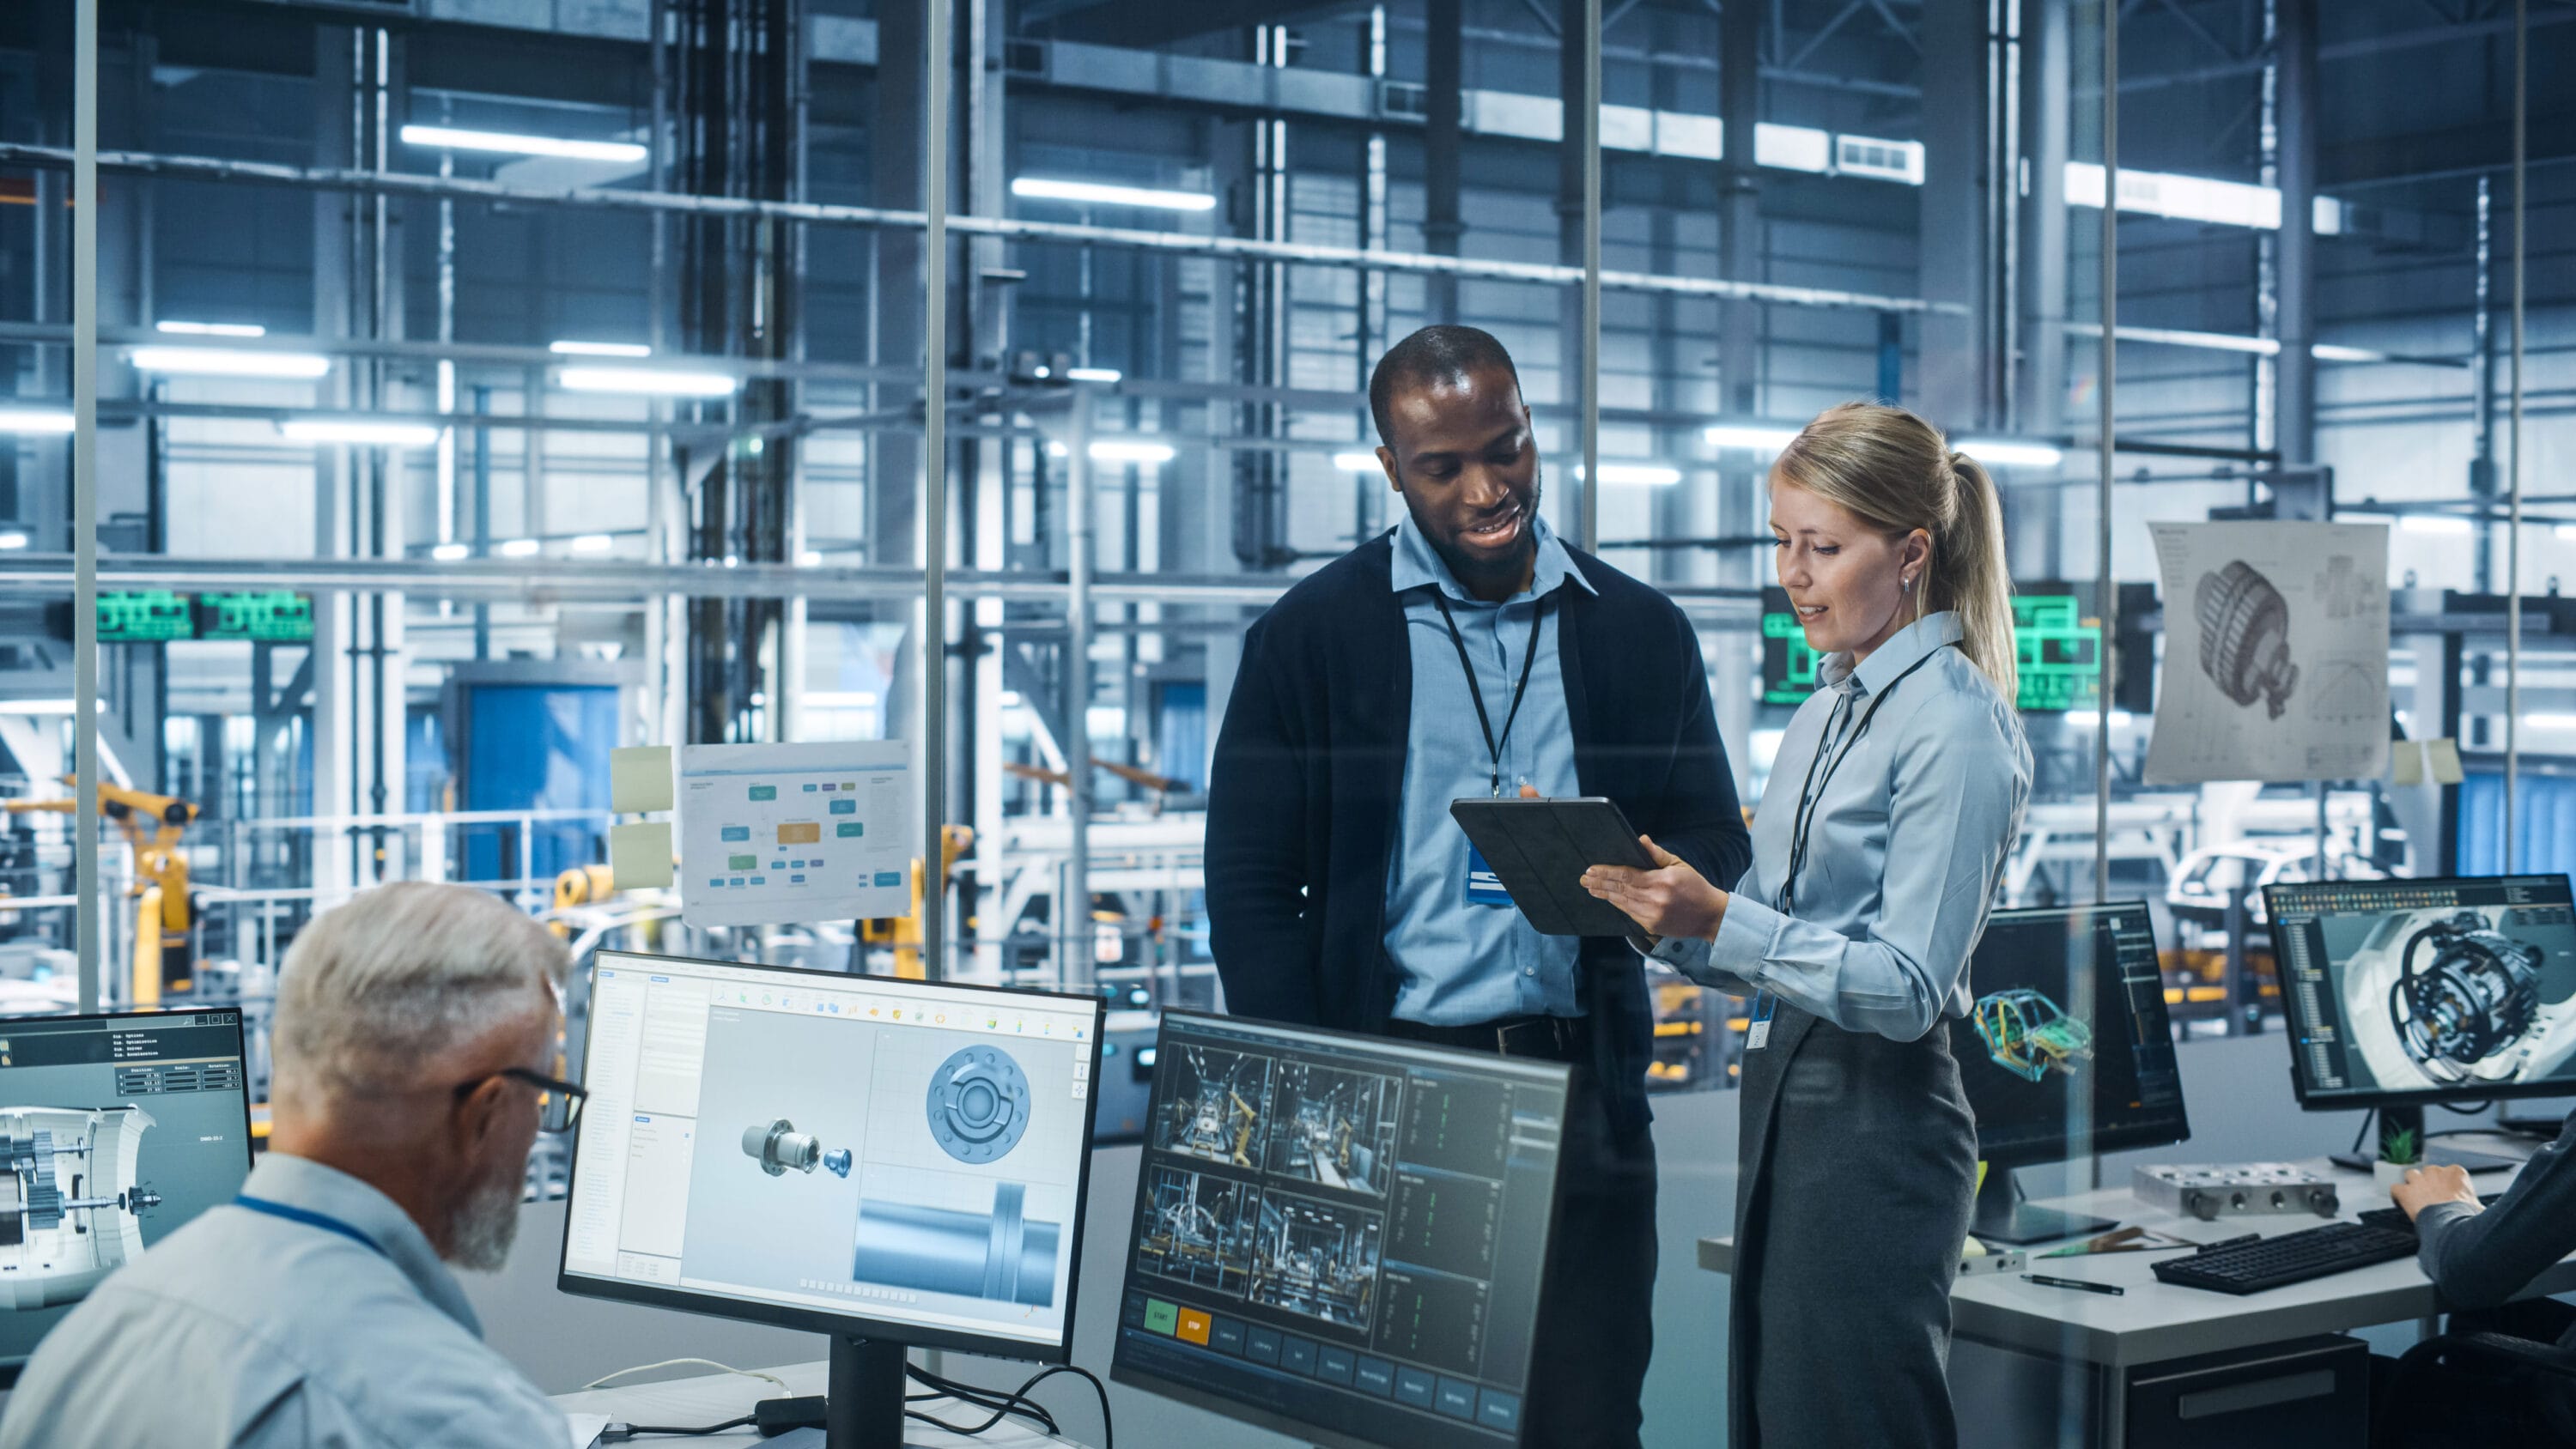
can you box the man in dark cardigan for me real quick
[1206,324,1753,1447]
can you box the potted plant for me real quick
[2373,1126,2421,1191]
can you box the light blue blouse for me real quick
[1654,610,2032,1041]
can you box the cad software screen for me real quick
[1112,1012,1569,1449]
[562,954,1103,1353]
[2269,875,2576,1103]
[0,1010,252,1373]
[1952,904,2187,1165]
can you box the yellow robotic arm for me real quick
[3,777,198,1004]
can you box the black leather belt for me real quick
[1386,1014,1585,1062]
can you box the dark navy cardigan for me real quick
[1205,530,1753,1142]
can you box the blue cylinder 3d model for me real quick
[851,1181,1060,1307]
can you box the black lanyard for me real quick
[1429,591,1550,798]
[1777,643,1953,912]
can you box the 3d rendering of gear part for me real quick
[2195,560,2299,718]
[926,1045,1032,1164]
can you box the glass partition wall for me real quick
[3,0,2557,1151]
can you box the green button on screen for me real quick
[1143,1299,1179,1336]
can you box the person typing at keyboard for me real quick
[2378,1109,2576,1446]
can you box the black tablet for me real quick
[1449,796,1658,937]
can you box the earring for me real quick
[1901,575,1914,593]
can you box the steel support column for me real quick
[1918,0,1996,428]
[2272,0,2318,467]
[1423,0,1464,323]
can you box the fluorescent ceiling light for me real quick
[1011,177,1217,212]
[129,346,331,379]
[0,700,76,717]
[155,320,265,337]
[0,409,74,434]
[1091,440,1176,465]
[570,534,614,555]
[496,538,543,559]
[1334,451,1383,472]
[429,542,471,562]
[1065,367,1122,383]
[796,549,824,567]
[549,340,653,358]
[1752,123,1832,174]
[2400,515,2473,536]
[1704,423,1801,452]
[0,530,27,550]
[1956,439,2065,468]
[2524,713,2576,731]
[2310,343,2389,363]
[277,418,441,447]
[2555,524,2576,541]
[556,367,738,397]
[398,124,647,165]
[1577,463,1684,487]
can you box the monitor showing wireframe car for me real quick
[1952,903,2190,1241]
[0,1009,255,1385]
[2266,875,2576,1106]
[1111,1010,1571,1449]
[558,952,1105,1362]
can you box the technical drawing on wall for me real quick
[2145,521,2392,785]
[0,1106,162,1311]
[677,741,914,928]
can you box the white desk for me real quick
[1697,1137,2572,1446]
[553,1360,1090,1449]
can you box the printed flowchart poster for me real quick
[679,741,914,927]
[2142,521,2391,785]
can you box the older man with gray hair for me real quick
[0,882,578,1448]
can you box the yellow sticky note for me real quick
[608,822,673,890]
[2427,737,2465,786]
[611,746,674,814]
[2391,740,2423,786]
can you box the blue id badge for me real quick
[1746,990,1777,1050]
[1466,844,1514,906]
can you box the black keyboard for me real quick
[2151,1222,2421,1294]
[2356,1192,2506,1234]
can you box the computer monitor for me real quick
[558,952,1104,1448]
[1953,903,2190,1242]
[1110,1010,1571,1449]
[0,1009,254,1385]
[2265,874,2576,1113]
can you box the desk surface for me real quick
[1698,1140,2576,1369]
[554,1361,1088,1448]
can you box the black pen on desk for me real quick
[2023,1273,2125,1297]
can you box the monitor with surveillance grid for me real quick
[1110,1010,1571,1449]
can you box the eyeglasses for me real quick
[453,1067,588,1134]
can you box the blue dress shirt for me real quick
[1654,610,2032,1040]
[0,1153,568,1448]
[1383,512,1597,1025]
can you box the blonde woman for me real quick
[1581,402,2032,1449]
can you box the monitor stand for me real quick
[2324,1106,2524,1175]
[1970,1167,2117,1246]
[825,1334,906,1449]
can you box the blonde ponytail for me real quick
[1771,402,2020,701]
[1938,450,2018,702]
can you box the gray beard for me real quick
[444,1161,525,1273]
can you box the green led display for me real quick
[1757,588,2103,712]
[98,591,195,642]
[196,591,314,643]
